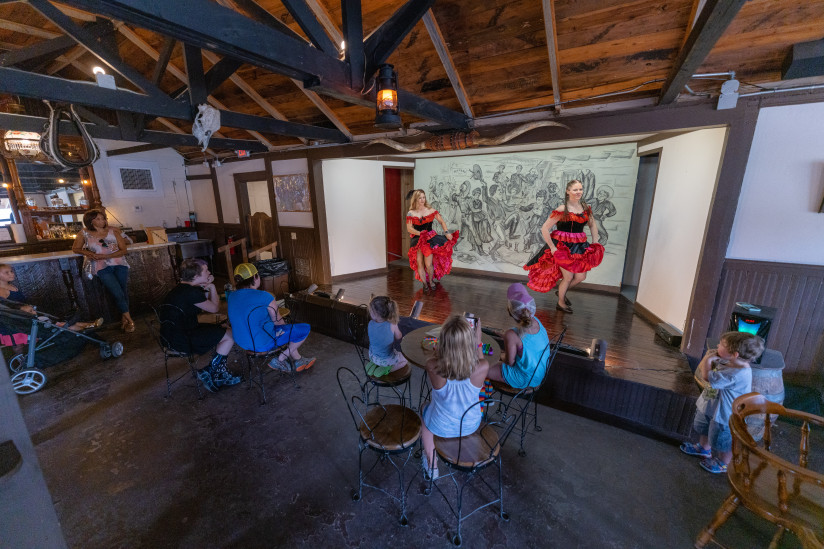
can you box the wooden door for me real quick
[399,169,415,262]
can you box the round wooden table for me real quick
[400,325,502,368]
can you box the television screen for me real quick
[736,316,763,335]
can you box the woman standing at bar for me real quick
[523,179,604,313]
[72,209,135,332]
[406,189,459,292]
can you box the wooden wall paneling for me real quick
[709,259,824,378]
[399,168,414,262]
[306,152,330,284]
[278,226,317,291]
[196,222,243,278]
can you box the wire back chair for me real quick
[337,366,422,526]
[428,397,523,546]
[148,304,206,400]
[347,310,413,408]
[240,303,299,405]
[695,392,824,549]
[488,326,566,456]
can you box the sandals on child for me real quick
[699,457,728,474]
[679,442,711,458]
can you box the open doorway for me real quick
[234,171,276,250]
[384,167,414,266]
[621,152,659,302]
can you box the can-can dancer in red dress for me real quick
[523,179,604,313]
[406,189,460,292]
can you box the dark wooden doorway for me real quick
[233,170,278,251]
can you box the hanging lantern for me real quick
[374,63,401,129]
[2,130,43,158]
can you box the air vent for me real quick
[119,167,154,191]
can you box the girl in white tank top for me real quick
[420,314,489,479]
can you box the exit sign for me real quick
[236,150,250,158]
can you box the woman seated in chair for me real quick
[485,283,550,389]
[0,263,102,347]
[227,262,315,373]
[420,314,489,480]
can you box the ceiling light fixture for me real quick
[374,64,401,129]
[92,66,106,75]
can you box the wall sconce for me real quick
[374,63,401,129]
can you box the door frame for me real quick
[233,170,280,246]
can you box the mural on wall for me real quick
[273,173,311,212]
[414,143,640,287]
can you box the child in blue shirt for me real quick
[366,296,407,376]
[680,331,764,473]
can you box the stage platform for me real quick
[308,265,699,441]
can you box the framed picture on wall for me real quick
[273,173,311,212]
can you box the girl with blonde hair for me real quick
[366,296,407,376]
[420,314,489,479]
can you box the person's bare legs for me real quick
[486,363,506,382]
[216,328,234,356]
[421,423,437,477]
[389,355,408,372]
[556,268,573,309]
[424,254,435,285]
[416,250,427,287]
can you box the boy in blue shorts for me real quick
[680,331,764,473]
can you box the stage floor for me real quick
[323,265,697,397]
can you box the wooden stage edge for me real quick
[307,265,699,441]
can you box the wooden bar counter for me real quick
[0,242,178,322]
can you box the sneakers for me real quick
[268,356,290,372]
[196,368,218,392]
[422,453,440,481]
[211,362,241,388]
[700,457,728,474]
[680,442,712,458]
[294,357,316,372]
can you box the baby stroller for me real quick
[0,302,124,395]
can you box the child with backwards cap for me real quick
[486,283,551,389]
[420,314,489,480]
[227,262,315,372]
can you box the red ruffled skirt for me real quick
[523,239,604,293]
[408,230,460,282]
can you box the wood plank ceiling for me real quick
[0,0,822,162]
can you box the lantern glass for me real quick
[377,88,397,111]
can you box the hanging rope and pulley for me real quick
[39,100,100,169]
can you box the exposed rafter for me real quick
[0,21,110,68]
[541,0,562,111]
[341,0,364,89]
[363,0,435,79]
[29,0,164,96]
[0,112,268,151]
[290,78,353,141]
[422,10,473,119]
[0,18,61,39]
[304,0,343,50]
[659,0,747,105]
[280,0,338,56]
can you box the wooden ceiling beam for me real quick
[422,10,473,119]
[341,0,364,89]
[305,0,343,51]
[0,18,61,39]
[289,78,352,140]
[201,51,308,145]
[541,0,562,111]
[0,112,267,151]
[659,0,747,105]
[29,0,164,96]
[0,20,112,68]
[215,0,307,45]
[51,2,97,22]
[280,0,339,56]
[363,0,435,78]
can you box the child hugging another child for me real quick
[680,331,765,474]
[420,314,489,480]
[366,296,408,376]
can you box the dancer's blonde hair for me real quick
[408,189,432,212]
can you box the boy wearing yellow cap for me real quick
[227,262,315,372]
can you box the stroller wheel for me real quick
[8,354,26,373]
[100,344,112,359]
[12,369,47,394]
[111,341,124,357]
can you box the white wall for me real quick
[636,127,728,331]
[322,159,392,276]
[92,139,188,229]
[728,102,824,265]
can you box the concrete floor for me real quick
[17,318,820,548]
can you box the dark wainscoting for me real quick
[278,226,318,292]
[709,258,824,378]
[196,222,243,278]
